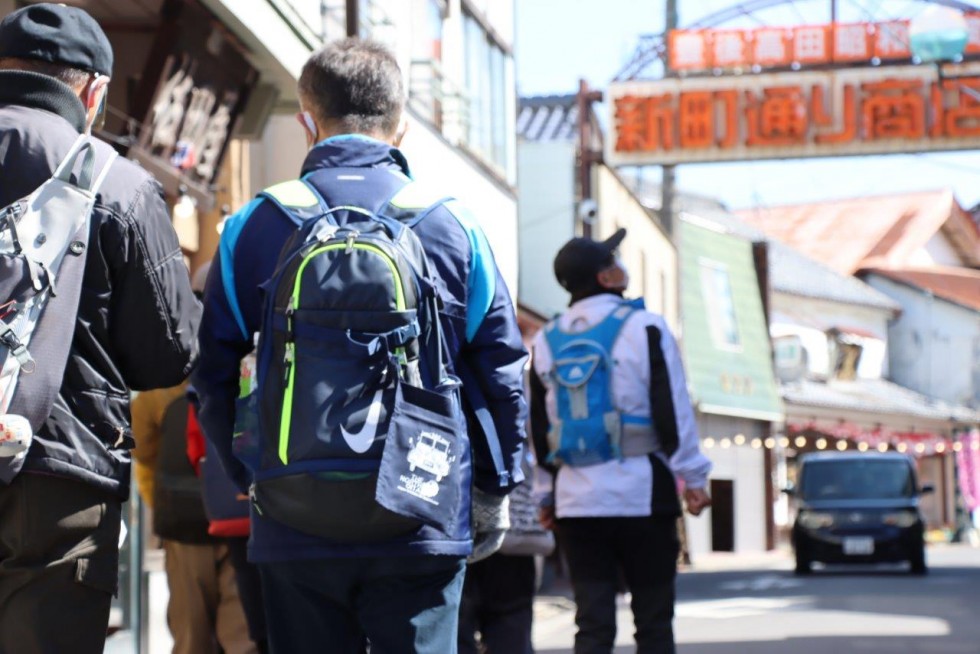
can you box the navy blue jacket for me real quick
[193,135,527,560]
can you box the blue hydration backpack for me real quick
[543,300,650,467]
[244,178,474,542]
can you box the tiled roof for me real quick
[517,95,578,142]
[681,210,902,312]
[737,189,980,274]
[782,377,979,424]
[864,266,980,312]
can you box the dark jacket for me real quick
[0,71,200,498]
[193,135,528,561]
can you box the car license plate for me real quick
[843,537,874,555]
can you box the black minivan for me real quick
[789,452,932,575]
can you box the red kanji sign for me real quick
[609,64,980,165]
[668,16,980,72]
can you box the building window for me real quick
[699,260,741,349]
[462,11,511,177]
[408,0,454,133]
[424,0,444,61]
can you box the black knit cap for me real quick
[0,3,113,76]
[553,228,627,292]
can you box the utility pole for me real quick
[576,79,603,239]
[346,0,359,37]
[661,0,678,239]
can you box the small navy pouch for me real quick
[375,378,463,533]
[232,392,261,472]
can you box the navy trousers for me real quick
[557,515,680,654]
[258,554,466,654]
[458,553,536,654]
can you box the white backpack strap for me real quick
[52,135,96,190]
[90,150,118,194]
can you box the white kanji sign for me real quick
[794,26,829,63]
[713,31,747,67]
[834,23,871,60]
[671,31,708,70]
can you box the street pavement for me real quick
[106,544,980,653]
[533,544,980,653]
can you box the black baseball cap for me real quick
[0,4,113,76]
[553,228,627,292]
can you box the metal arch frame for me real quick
[614,0,980,81]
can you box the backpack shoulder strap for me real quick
[382,180,511,489]
[382,180,454,228]
[258,179,329,225]
[589,302,641,353]
[6,143,118,435]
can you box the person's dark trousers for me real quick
[557,515,679,654]
[0,472,122,654]
[227,536,269,653]
[258,554,465,654]
[458,552,536,654]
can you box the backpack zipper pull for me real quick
[283,296,296,384]
[283,342,295,385]
[345,231,358,254]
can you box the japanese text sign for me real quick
[667,16,980,72]
[608,63,980,166]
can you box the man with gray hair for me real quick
[194,38,527,654]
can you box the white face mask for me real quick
[599,257,629,293]
[299,110,318,148]
[612,258,630,291]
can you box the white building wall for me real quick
[517,142,576,318]
[462,0,514,45]
[909,232,965,267]
[400,117,519,294]
[595,167,677,330]
[247,114,306,193]
[866,275,980,408]
[686,414,769,557]
[770,292,894,379]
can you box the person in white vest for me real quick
[529,228,711,654]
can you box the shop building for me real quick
[714,206,978,536]
[675,213,783,555]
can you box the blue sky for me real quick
[515,0,980,211]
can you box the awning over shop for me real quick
[680,218,783,422]
[781,377,979,455]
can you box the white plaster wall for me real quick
[463,0,515,46]
[686,441,768,557]
[595,167,677,330]
[770,292,894,379]
[401,116,520,296]
[517,141,576,318]
[247,113,307,193]
[909,232,966,268]
[866,274,980,408]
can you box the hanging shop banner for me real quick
[668,16,980,73]
[607,62,980,166]
[128,0,257,205]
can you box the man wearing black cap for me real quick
[0,5,198,652]
[529,229,712,654]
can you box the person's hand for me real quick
[683,487,711,516]
[539,505,556,531]
[469,489,509,563]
